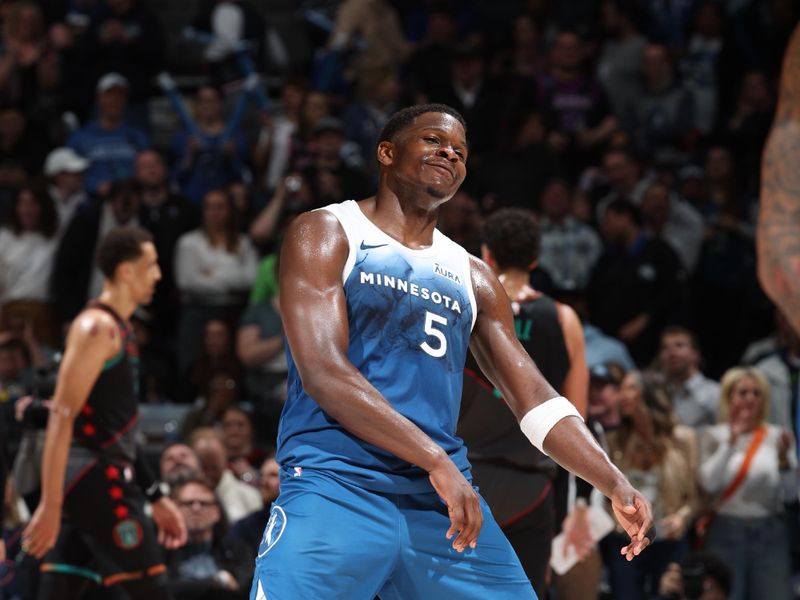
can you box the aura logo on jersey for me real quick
[258,506,287,558]
[433,262,463,285]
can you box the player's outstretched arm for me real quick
[22,310,119,558]
[759,24,800,334]
[468,257,653,560]
[279,210,481,551]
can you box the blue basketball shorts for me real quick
[249,467,537,600]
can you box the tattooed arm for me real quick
[759,25,800,333]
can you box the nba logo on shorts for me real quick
[257,506,287,558]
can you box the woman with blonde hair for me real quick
[601,370,698,600]
[699,366,796,600]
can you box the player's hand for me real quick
[151,497,188,549]
[428,458,482,553]
[0,538,6,563]
[609,482,653,561]
[22,502,61,559]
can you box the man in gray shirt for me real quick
[659,325,720,428]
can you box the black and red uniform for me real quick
[38,301,170,600]
[457,294,570,599]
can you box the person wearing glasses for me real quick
[167,476,253,600]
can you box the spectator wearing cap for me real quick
[171,85,250,206]
[66,72,150,196]
[659,326,720,430]
[79,0,165,127]
[587,198,684,365]
[44,147,89,236]
[588,363,625,432]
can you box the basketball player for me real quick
[760,24,800,333]
[458,207,588,597]
[23,227,186,599]
[250,104,653,600]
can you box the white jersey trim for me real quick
[317,202,358,284]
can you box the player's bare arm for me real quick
[759,24,800,333]
[468,256,653,560]
[279,208,482,551]
[22,309,121,558]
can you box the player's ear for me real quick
[377,140,394,167]
[116,261,134,284]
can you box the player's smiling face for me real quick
[389,112,468,201]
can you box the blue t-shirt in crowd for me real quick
[67,121,150,193]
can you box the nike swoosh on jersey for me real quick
[360,241,389,250]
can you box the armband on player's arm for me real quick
[520,396,583,456]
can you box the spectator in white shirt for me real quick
[538,177,602,292]
[43,147,89,237]
[700,367,796,600]
[191,433,262,524]
[174,187,258,374]
[0,186,59,346]
[659,326,720,429]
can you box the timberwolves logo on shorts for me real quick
[112,518,143,550]
[257,506,287,558]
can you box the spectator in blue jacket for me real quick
[67,72,150,196]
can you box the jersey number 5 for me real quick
[420,311,448,358]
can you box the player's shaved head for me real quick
[379,103,466,144]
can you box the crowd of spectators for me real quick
[0,0,799,599]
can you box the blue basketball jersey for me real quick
[276,200,478,493]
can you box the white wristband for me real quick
[520,396,582,455]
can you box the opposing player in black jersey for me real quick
[458,208,589,597]
[23,226,186,599]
